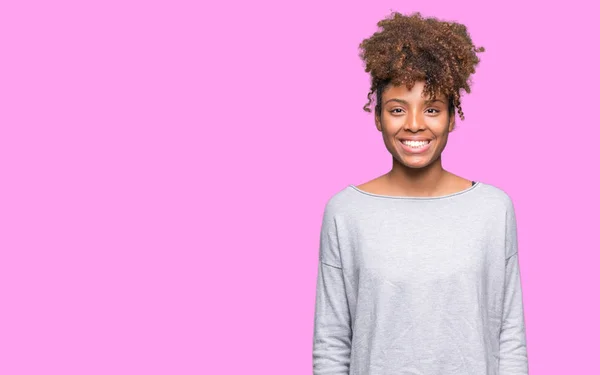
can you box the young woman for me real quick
[312,12,529,375]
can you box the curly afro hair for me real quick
[359,11,485,122]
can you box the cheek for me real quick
[434,133,451,152]
[429,123,452,138]
[381,117,404,133]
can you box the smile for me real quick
[398,139,432,154]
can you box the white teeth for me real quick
[401,140,430,148]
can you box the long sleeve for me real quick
[499,199,529,374]
[312,202,352,375]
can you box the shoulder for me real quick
[475,181,516,212]
[321,185,355,218]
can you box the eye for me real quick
[391,108,440,115]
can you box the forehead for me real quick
[382,82,446,102]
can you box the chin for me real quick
[403,162,431,169]
[396,155,434,169]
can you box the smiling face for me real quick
[375,80,455,169]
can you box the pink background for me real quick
[1,1,598,374]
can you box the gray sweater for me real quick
[312,181,529,375]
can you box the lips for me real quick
[399,137,432,141]
[398,138,432,154]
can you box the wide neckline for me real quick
[348,181,482,201]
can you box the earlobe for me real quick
[375,115,382,132]
[448,117,455,133]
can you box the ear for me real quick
[375,112,382,132]
[448,113,456,133]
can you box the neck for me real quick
[386,156,450,196]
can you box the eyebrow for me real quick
[385,98,445,105]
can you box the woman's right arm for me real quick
[312,202,352,375]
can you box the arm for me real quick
[499,199,529,374]
[312,202,352,375]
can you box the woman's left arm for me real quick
[498,198,529,375]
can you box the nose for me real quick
[405,118,424,132]
[403,108,423,129]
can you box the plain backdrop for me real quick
[1,1,599,374]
